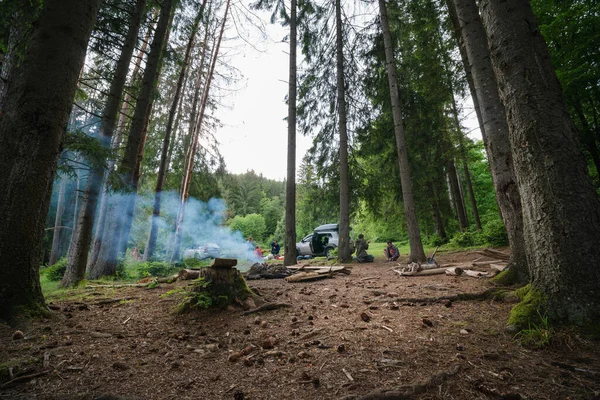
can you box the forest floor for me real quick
[1,250,599,400]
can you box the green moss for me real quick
[0,357,39,381]
[507,287,547,329]
[491,268,518,286]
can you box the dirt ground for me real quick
[1,250,599,400]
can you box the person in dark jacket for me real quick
[384,241,400,262]
[270,240,281,256]
[355,234,374,263]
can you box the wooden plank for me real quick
[285,271,331,282]
[472,259,504,267]
[393,268,447,276]
[490,263,508,272]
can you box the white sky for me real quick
[214,7,481,182]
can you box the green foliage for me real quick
[508,286,548,330]
[228,213,266,241]
[482,219,509,246]
[136,261,179,278]
[176,278,214,313]
[426,234,447,247]
[41,258,68,282]
[449,230,484,248]
[514,311,553,349]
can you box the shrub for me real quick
[137,261,179,278]
[449,230,484,247]
[427,234,447,247]
[482,219,509,246]
[41,258,68,281]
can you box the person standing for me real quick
[355,234,374,263]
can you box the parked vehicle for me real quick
[296,224,354,258]
[182,243,221,260]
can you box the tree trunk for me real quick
[171,0,229,262]
[428,182,447,241]
[449,0,529,283]
[335,0,351,262]
[447,158,469,231]
[283,0,298,267]
[88,0,175,279]
[144,2,206,261]
[88,20,154,272]
[0,0,101,321]
[49,175,68,265]
[61,0,147,287]
[479,0,600,326]
[378,0,426,263]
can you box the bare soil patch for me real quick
[1,251,599,400]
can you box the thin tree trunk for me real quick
[479,0,600,326]
[49,175,68,266]
[145,1,206,261]
[283,0,298,267]
[335,0,351,262]
[88,0,175,279]
[429,182,447,241]
[572,99,600,179]
[447,158,468,231]
[450,0,528,283]
[170,0,229,262]
[61,0,147,287]
[87,19,154,272]
[378,0,426,263]
[0,0,101,321]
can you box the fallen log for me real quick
[285,271,331,282]
[177,269,201,280]
[472,259,504,267]
[445,267,464,276]
[490,263,508,272]
[475,248,510,261]
[393,268,447,276]
[210,258,238,268]
[463,269,492,278]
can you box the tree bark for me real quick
[335,0,351,262]
[449,0,529,283]
[61,0,147,287]
[88,0,175,279]
[145,1,206,261]
[428,182,447,241]
[0,0,101,321]
[479,0,600,325]
[378,0,426,263]
[284,0,298,267]
[446,158,469,231]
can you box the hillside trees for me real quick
[0,0,101,320]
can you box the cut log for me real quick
[463,269,491,278]
[393,268,447,276]
[210,258,238,268]
[490,263,508,272]
[472,259,504,267]
[178,269,201,280]
[475,248,510,261]
[285,271,331,282]
[444,267,464,276]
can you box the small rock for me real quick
[297,351,309,359]
[337,344,346,353]
[360,312,371,323]
[112,362,129,371]
[291,316,298,323]
[47,304,61,311]
[456,344,465,351]
[276,291,283,296]
[422,318,434,327]
[307,315,313,321]
[228,352,243,362]
[460,329,470,335]
[260,320,268,328]
[241,345,255,355]
[12,330,24,340]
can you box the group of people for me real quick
[247,237,281,260]
[354,234,400,263]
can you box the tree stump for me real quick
[177,259,261,312]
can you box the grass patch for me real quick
[514,311,553,348]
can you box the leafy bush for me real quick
[136,261,179,278]
[482,219,509,246]
[426,234,447,247]
[228,213,266,241]
[449,230,484,247]
[41,258,68,281]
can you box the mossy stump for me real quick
[177,259,261,312]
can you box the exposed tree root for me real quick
[342,363,466,400]
[241,302,291,315]
[0,370,51,389]
[384,287,512,305]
